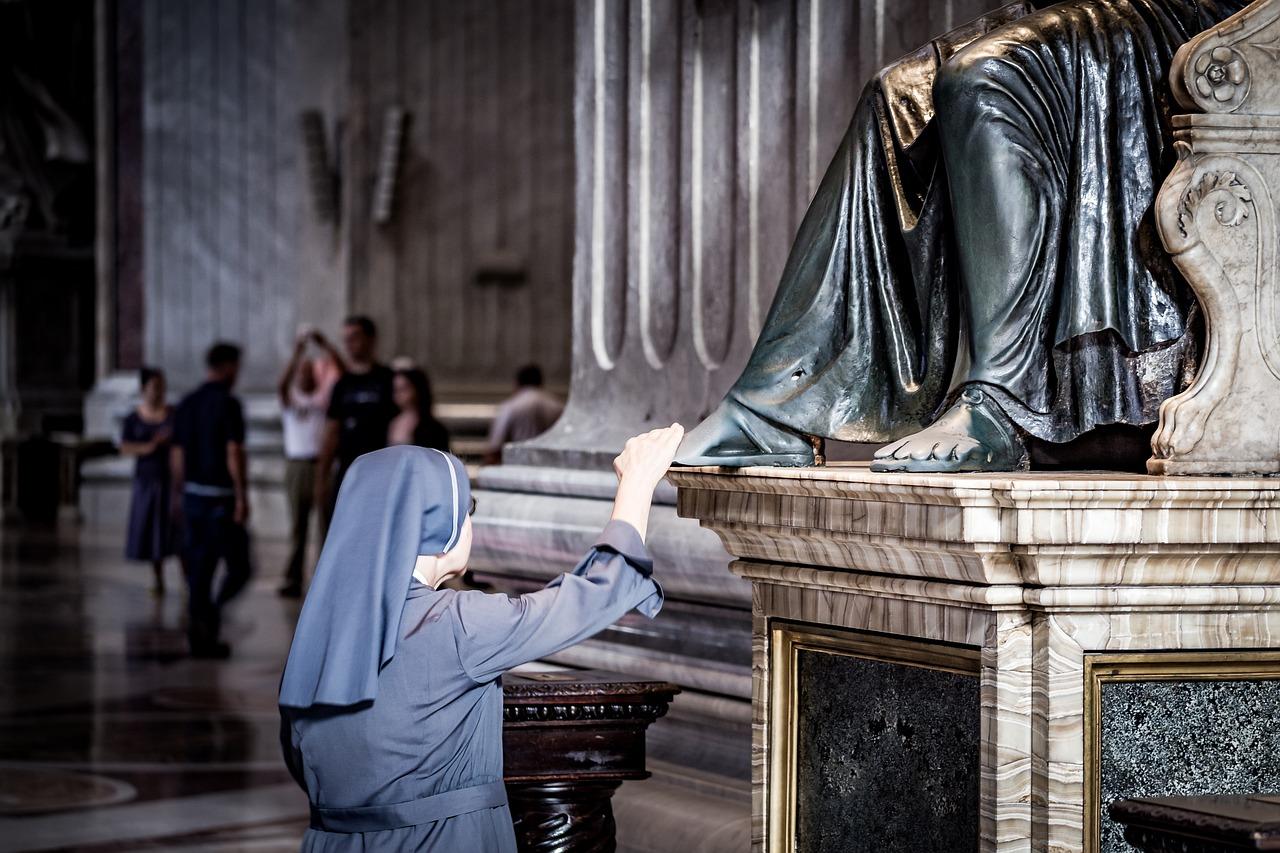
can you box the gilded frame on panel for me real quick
[1082,650,1280,853]
[767,621,982,853]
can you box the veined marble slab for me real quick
[671,463,1280,587]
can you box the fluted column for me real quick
[507,0,995,468]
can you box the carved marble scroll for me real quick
[1149,0,1280,475]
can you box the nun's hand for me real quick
[613,424,685,491]
[610,424,684,541]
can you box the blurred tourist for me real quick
[171,342,252,659]
[315,316,396,534]
[277,329,334,598]
[119,366,179,595]
[389,366,450,451]
[483,364,563,464]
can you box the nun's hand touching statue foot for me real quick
[674,0,1248,474]
[278,427,682,852]
[610,423,685,539]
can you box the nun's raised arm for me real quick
[451,520,663,683]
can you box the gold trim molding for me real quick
[767,621,981,853]
[1082,650,1280,853]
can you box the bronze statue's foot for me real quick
[674,398,814,467]
[870,387,1029,473]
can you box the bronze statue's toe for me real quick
[869,386,1029,474]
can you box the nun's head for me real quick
[416,496,475,588]
[321,445,474,588]
[281,445,474,708]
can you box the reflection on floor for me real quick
[0,525,309,852]
[0,523,752,853]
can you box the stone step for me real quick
[613,764,750,853]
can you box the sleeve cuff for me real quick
[635,578,664,619]
[594,520,655,577]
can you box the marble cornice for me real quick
[670,464,1280,589]
[729,560,1029,610]
[732,559,1280,612]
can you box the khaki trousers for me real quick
[283,457,315,586]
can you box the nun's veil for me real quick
[279,445,470,709]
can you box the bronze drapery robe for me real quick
[726,0,1251,446]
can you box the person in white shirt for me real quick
[278,330,336,597]
[483,365,564,465]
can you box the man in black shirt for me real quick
[171,342,252,658]
[315,315,396,535]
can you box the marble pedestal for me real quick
[670,464,1280,853]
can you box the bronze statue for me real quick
[675,0,1252,473]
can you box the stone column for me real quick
[0,276,18,438]
[83,0,140,441]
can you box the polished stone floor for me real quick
[0,520,751,853]
[0,523,310,852]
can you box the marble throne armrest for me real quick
[1147,0,1280,477]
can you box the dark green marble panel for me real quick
[793,648,981,853]
[1099,679,1280,853]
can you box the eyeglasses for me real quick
[468,496,477,516]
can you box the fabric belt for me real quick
[309,781,508,833]
[184,482,236,498]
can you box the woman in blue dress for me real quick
[279,424,683,851]
[120,366,180,595]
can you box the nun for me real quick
[278,424,683,851]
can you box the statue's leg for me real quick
[676,3,1037,469]
[673,394,816,467]
[874,0,1228,472]
[677,78,958,467]
[874,24,1070,473]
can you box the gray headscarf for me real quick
[279,445,470,709]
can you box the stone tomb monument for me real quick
[673,1,1280,851]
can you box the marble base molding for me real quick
[670,464,1280,853]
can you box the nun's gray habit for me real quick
[279,446,663,851]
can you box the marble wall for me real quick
[342,0,576,393]
[122,0,577,393]
[137,0,348,390]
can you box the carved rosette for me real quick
[1194,47,1251,109]
[1170,0,1280,114]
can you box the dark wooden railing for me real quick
[503,670,679,853]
